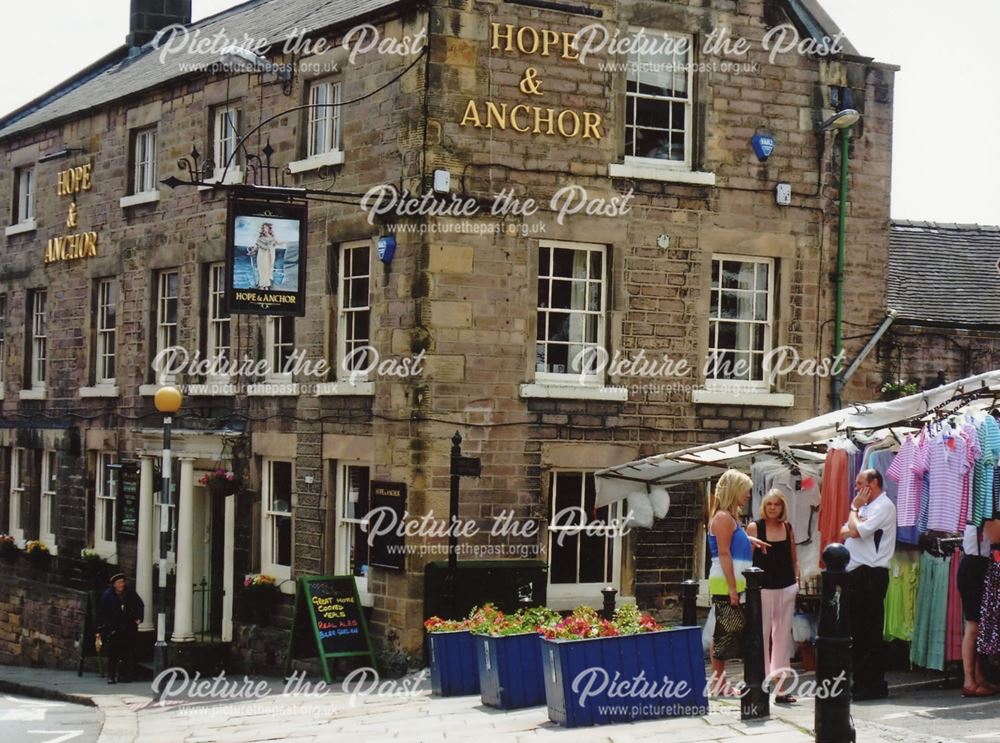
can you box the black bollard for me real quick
[681,579,698,627]
[815,544,855,743]
[601,587,618,620]
[742,567,769,720]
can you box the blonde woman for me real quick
[708,469,769,696]
[247,222,288,290]
[747,490,801,704]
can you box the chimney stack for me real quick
[127,0,192,49]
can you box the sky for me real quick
[2,0,997,225]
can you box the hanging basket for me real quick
[199,469,241,497]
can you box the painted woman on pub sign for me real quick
[225,197,307,316]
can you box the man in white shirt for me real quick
[840,468,897,701]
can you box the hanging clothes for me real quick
[925,426,975,533]
[887,431,928,528]
[976,556,1000,657]
[883,551,920,642]
[818,445,851,567]
[910,551,951,671]
[972,414,1000,526]
[945,549,964,662]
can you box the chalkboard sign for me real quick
[117,461,140,538]
[285,575,375,683]
[370,481,406,571]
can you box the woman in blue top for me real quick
[708,469,769,696]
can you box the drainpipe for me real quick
[831,127,851,411]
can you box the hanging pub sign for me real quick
[225,194,307,316]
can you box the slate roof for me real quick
[888,220,1000,327]
[0,0,403,141]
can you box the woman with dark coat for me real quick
[96,573,144,683]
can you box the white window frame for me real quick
[15,166,35,224]
[535,241,607,386]
[705,254,775,393]
[133,127,158,194]
[334,462,371,604]
[337,241,372,381]
[96,278,117,385]
[29,290,47,390]
[94,452,118,559]
[623,27,693,170]
[214,106,240,170]
[155,270,179,382]
[545,470,623,609]
[261,458,293,584]
[265,316,294,383]
[307,81,342,158]
[206,263,231,382]
[40,449,57,553]
[9,447,26,545]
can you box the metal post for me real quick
[681,579,698,627]
[445,431,462,618]
[154,415,172,676]
[601,587,618,620]
[742,566,769,720]
[815,544,855,743]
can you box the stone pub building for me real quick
[0,0,894,671]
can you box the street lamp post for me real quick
[817,108,861,411]
[153,386,183,677]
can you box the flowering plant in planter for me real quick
[540,604,661,640]
[0,534,19,560]
[242,573,280,600]
[467,604,561,636]
[199,469,241,497]
[24,540,50,562]
[423,616,471,633]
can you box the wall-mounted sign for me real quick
[751,134,776,162]
[225,194,307,316]
[45,161,100,264]
[117,461,140,538]
[458,23,605,141]
[377,235,396,264]
[369,481,407,570]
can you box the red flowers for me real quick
[540,605,662,640]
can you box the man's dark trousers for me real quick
[848,565,890,698]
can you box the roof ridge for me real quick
[892,219,1000,232]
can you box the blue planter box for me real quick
[428,630,480,696]
[540,627,708,727]
[475,632,546,709]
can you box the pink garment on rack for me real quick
[887,431,928,528]
[957,426,980,532]
[945,549,964,663]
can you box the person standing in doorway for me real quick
[96,573,144,684]
[840,468,897,700]
[748,490,800,704]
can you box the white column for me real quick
[171,457,196,642]
[221,494,235,642]
[136,456,155,632]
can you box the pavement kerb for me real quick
[0,678,96,707]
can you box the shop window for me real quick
[307,80,342,158]
[8,447,26,544]
[131,127,158,194]
[153,269,179,381]
[205,263,230,380]
[334,463,371,601]
[261,458,293,582]
[535,242,607,384]
[706,255,775,392]
[623,29,693,167]
[26,289,47,391]
[13,166,34,224]
[337,241,371,380]
[95,278,117,385]
[546,471,622,608]
[40,450,57,552]
[264,316,294,383]
[94,452,118,559]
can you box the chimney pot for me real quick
[128,0,193,49]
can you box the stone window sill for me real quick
[19,387,46,400]
[519,383,628,402]
[120,190,161,209]
[5,219,37,237]
[80,385,120,398]
[609,160,716,186]
[288,150,344,174]
[315,381,374,397]
[691,389,794,407]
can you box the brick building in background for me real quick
[0,0,895,671]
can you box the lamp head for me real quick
[154,386,183,414]
[219,45,291,82]
[817,108,861,131]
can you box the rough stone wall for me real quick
[0,571,87,670]
[882,325,1000,393]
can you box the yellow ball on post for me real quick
[154,385,183,414]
